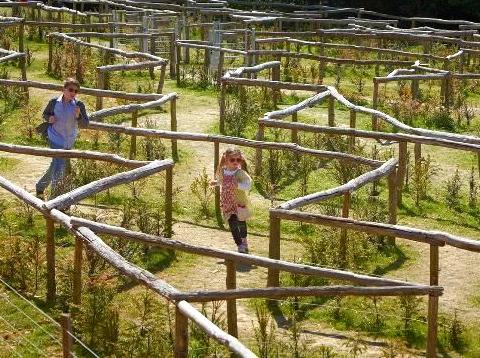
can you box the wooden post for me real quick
[72,237,82,306]
[149,37,156,80]
[175,307,188,358]
[255,124,265,177]
[430,244,439,286]
[156,64,166,94]
[129,111,138,159]
[48,36,53,74]
[214,142,223,228]
[165,167,173,238]
[397,142,407,206]
[219,82,226,134]
[170,32,176,79]
[318,42,325,84]
[217,51,225,86]
[291,112,298,144]
[61,313,73,358]
[388,170,398,245]
[46,218,56,305]
[75,44,82,83]
[348,109,356,151]
[339,192,350,268]
[267,213,281,287]
[272,60,281,108]
[225,260,238,338]
[372,80,379,131]
[95,69,105,111]
[426,244,439,358]
[328,96,335,127]
[444,73,452,109]
[18,20,28,96]
[176,44,181,86]
[414,143,422,168]
[170,98,178,161]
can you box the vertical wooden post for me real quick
[339,192,350,268]
[388,170,398,245]
[397,142,407,206]
[348,109,356,151]
[72,237,82,306]
[426,244,439,358]
[74,44,82,83]
[328,96,335,127]
[170,98,178,161]
[157,64,166,94]
[170,32,176,79]
[255,124,265,177]
[217,51,225,86]
[18,20,28,96]
[318,42,325,84]
[61,313,73,358]
[414,143,422,168]
[372,80,379,131]
[46,218,56,305]
[267,213,281,287]
[95,69,104,111]
[430,244,439,286]
[149,37,156,79]
[175,307,188,358]
[165,167,173,238]
[176,43,181,86]
[291,112,298,144]
[48,36,53,74]
[225,260,238,338]
[272,60,281,108]
[214,142,223,228]
[219,82,226,134]
[129,111,138,159]
[444,73,451,109]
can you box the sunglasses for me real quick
[66,87,78,93]
[229,157,242,163]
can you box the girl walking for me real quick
[212,148,252,253]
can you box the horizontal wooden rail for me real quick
[265,91,331,119]
[87,121,383,167]
[0,79,164,101]
[0,51,25,63]
[327,86,480,145]
[271,208,480,251]
[48,32,166,63]
[69,216,415,287]
[280,158,398,210]
[175,285,443,302]
[259,119,480,153]
[221,76,326,92]
[89,93,177,121]
[0,142,146,168]
[44,159,174,210]
[225,61,281,78]
[176,41,247,55]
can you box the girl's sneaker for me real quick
[237,238,249,254]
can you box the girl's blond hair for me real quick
[215,147,248,179]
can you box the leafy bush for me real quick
[190,167,214,219]
[445,168,462,209]
[425,109,456,131]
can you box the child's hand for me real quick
[210,179,218,187]
[74,105,81,119]
[48,115,55,124]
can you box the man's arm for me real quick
[76,101,89,128]
[42,99,56,122]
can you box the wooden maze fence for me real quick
[1,1,480,357]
